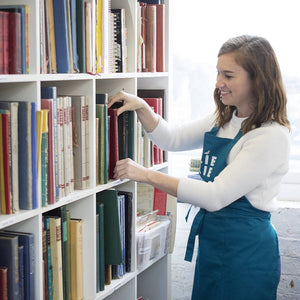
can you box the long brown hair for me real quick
[214,35,290,133]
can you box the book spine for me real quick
[2,11,9,74]
[2,113,11,214]
[0,267,8,300]
[31,102,38,209]
[8,12,22,74]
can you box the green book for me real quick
[96,95,108,184]
[96,202,105,291]
[96,189,122,265]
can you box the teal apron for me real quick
[185,126,280,300]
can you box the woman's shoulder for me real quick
[244,121,290,146]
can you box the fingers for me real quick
[108,90,126,108]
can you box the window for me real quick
[170,0,300,200]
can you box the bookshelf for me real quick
[0,0,171,299]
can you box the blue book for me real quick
[31,102,37,209]
[18,245,25,300]
[43,217,53,300]
[0,235,19,300]
[2,230,35,300]
[52,0,71,73]
[18,102,31,209]
[69,0,79,72]
[41,87,59,200]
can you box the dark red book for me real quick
[153,188,167,215]
[0,12,3,73]
[0,267,8,300]
[2,11,9,74]
[8,12,22,74]
[108,108,119,179]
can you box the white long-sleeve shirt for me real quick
[147,112,290,212]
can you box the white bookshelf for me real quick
[0,0,171,299]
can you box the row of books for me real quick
[0,87,90,215]
[0,5,29,75]
[0,230,34,300]
[137,0,166,72]
[96,189,133,292]
[40,88,90,205]
[40,0,128,74]
[136,89,165,167]
[95,94,135,185]
[43,207,83,300]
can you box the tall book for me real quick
[85,1,93,73]
[95,0,103,73]
[0,235,19,300]
[84,96,89,187]
[41,110,49,207]
[145,4,156,72]
[44,0,57,73]
[76,0,86,72]
[111,8,127,72]
[18,102,37,210]
[0,267,8,300]
[69,0,79,72]
[96,189,123,265]
[0,5,29,74]
[110,101,135,161]
[69,218,83,300]
[43,216,53,300]
[41,86,58,203]
[31,102,38,209]
[96,202,105,291]
[1,11,9,74]
[8,11,22,74]
[96,93,108,184]
[118,190,133,273]
[151,4,165,72]
[1,230,35,300]
[71,95,86,190]
[44,206,70,300]
[48,216,64,300]
[52,0,71,73]
[0,111,11,214]
[107,108,119,179]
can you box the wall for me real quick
[171,203,300,299]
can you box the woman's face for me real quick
[216,53,254,117]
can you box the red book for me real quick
[145,5,156,72]
[153,188,167,216]
[1,113,11,214]
[143,98,163,164]
[0,267,8,300]
[0,12,3,73]
[8,12,22,74]
[108,108,119,179]
[41,99,55,204]
[150,4,165,72]
[2,11,9,74]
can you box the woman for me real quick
[108,35,290,299]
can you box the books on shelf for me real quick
[0,5,29,74]
[137,89,165,166]
[96,188,133,289]
[137,1,165,72]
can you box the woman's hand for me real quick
[113,158,149,182]
[108,91,145,116]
